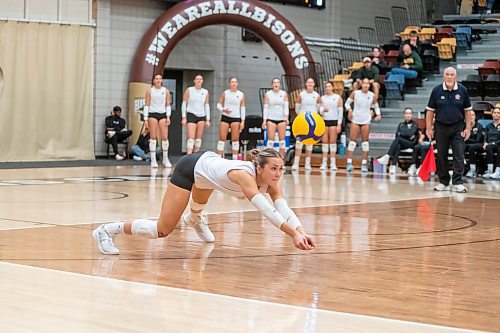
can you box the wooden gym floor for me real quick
[0,164,499,332]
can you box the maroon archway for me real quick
[129,0,314,83]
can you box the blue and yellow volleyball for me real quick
[292,111,325,145]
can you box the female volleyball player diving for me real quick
[93,148,316,254]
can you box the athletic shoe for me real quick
[151,160,159,168]
[163,157,172,168]
[491,172,500,179]
[305,163,312,170]
[319,162,327,170]
[183,213,215,243]
[361,164,368,173]
[389,165,397,174]
[452,184,467,193]
[92,225,119,255]
[115,154,124,161]
[483,171,493,179]
[407,164,417,176]
[434,183,450,191]
[133,155,142,161]
[330,161,337,171]
[377,154,390,165]
[291,163,299,171]
[346,163,353,172]
[465,169,476,178]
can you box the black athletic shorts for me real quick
[148,113,167,121]
[221,115,241,124]
[324,120,338,127]
[187,113,207,124]
[170,151,204,191]
[267,119,285,125]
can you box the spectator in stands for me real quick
[386,44,423,80]
[482,107,500,179]
[377,107,420,174]
[401,30,421,54]
[352,57,380,100]
[426,67,472,192]
[131,124,161,161]
[371,47,389,73]
[465,110,486,178]
[105,106,133,160]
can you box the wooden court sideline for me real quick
[0,165,499,332]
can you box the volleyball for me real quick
[292,111,325,145]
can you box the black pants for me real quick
[105,130,133,155]
[466,143,484,165]
[410,144,431,167]
[434,122,465,185]
[485,144,500,166]
[388,137,415,164]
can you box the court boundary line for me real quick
[0,260,485,333]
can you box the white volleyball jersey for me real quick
[187,86,208,117]
[223,90,244,119]
[299,90,320,113]
[149,87,167,114]
[321,94,342,121]
[265,90,287,121]
[352,90,375,125]
[194,152,268,198]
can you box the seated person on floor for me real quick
[352,57,381,100]
[482,107,500,179]
[105,106,133,160]
[465,110,486,178]
[131,124,161,161]
[386,44,423,80]
[377,107,420,174]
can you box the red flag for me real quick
[418,144,436,181]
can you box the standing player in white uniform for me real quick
[93,148,316,254]
[181,74,210,154]
[217,77,246,160]
[144,74,172,168]
[319,82,343,171]
[344,78,382,172]
[262,78,289,157]
[292,78,321,171]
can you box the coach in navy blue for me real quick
[425,67,472,193]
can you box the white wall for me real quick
[0,0,92,23]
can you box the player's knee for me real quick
[186,139,195,149]
[322,144,329,153]
[232,141,239,152]
[279,140,286,149]
[194,139,202,148]
[348,141,357,152]
[217,140,225,151]
[305,145,313,152]
[295,140,304,149]
[362,141,369,152]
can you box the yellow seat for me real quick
[398,26,421,41]
[332,74,350,94]
[436,38,457,60]
[418,27,437,41]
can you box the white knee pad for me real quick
[161,140,169,151]
[131,219,158,239]
[186,138,195,149]
[217,140,225,151]
[231,141,239,152]
[348,141,357,152]
[267,140,275,148]
[305,145,313,152]
[295,140,304,149]
[329,143,337,153]
[361,141,369,152]
[322,144,329,153]
[194,139,202,148]
[279,140,286,149]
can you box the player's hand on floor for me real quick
[293,233,315,250]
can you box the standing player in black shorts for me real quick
[319,82,343,171]
[181,75,210,154]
